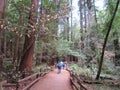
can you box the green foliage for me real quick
[102,61,114,74]
[2,61,21,83]
[35,37,86,62]
[113,67,120,77]
[69,63,80,72]
[3,70,21,83]
[32,64,47,73]
[35,41,46,53]
[3,61,14,71]
[101,60,120,79]
[56,38,72,56]
[94,84,120,90]
[69,63,92,78]
[55,38,84,59]
[41,0,56,10]
[99,0,120,42]
[96,0,120,43]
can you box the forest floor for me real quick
[29,69,74,90]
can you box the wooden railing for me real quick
[1,67,52,90]
[68,70,87,90]
[0,80,7,90]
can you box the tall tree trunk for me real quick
[0,0,7,80]
[79,0,84,49]
[19,0,38,72]
[13,12,22,64]
[0,0,7,55]
[13,35,19,63]
[96,0,119,80]
[93,0,97,24]
[84,0,87,32]
[70,0,73,41]
[113,32,120,66]
[67,17,69,41]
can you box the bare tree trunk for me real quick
[13,12,23,64]
[67,14,69,41]
[93,0,97,24]
[0,0,7,55]
[70,0,73,41]
[19,0,38,72]
[113,32,120,66]
[84,0,87,32]
[79,0,84,49]
[87,0,94,26]
[96,0,119,80]
[13,40,19,64]
[0,0,7,80]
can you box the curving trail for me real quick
[29,69,73,90]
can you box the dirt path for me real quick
[29,69,73,90]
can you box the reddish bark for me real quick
[19,0,38,72]
[0,0,7,54]
[67,55,78,62]
[0,0,5,17]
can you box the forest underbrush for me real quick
[69,62,120,90]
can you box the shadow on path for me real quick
[29,69,73,90]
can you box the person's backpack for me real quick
[57,61,63,67]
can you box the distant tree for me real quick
[78,0,84,49]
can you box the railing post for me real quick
[16,81,19,90]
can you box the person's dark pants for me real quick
[57,66,62,74]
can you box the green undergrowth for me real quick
[32,64,47,73]
[3,61,14,71]
[68,63,92,78]
[93,84,120,90]
[101,60,120,80]
[69,63,120,90]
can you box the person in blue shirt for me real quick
[57,61,64,74]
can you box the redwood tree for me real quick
[19,0,38,72]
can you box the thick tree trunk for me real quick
[96,0,119,80]
[19,0,38,72]
[19,33,35,72]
